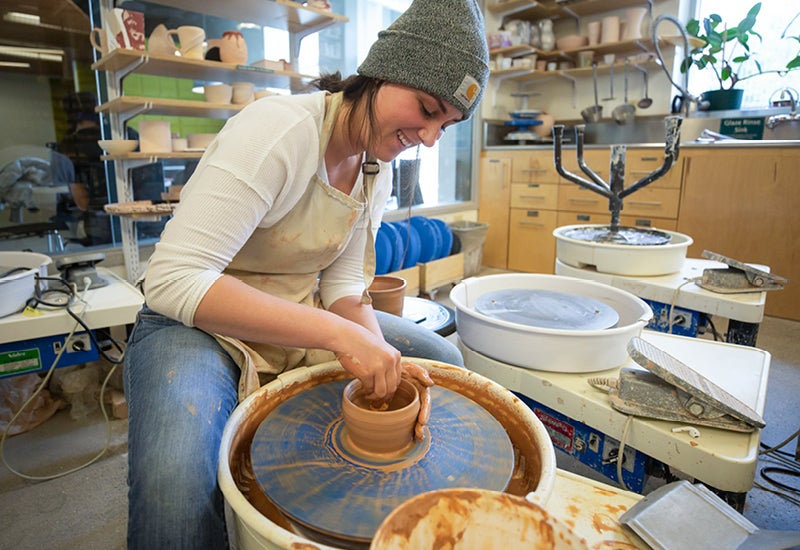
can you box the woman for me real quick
[123,0,489,547]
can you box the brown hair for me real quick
[311,72,384,154]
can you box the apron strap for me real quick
[361,157,379,304]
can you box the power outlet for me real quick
[53,333,92,354]
[601,438,637,473]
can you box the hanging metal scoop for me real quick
[608,337,765,432]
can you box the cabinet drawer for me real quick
[511,151,560,184]
[558,186,679,218]
[510,183,558,209]
[623,188,680,218]
[557,186,609,214]
[626,148,682,188]
[556,211,611,226]
[619,215,678,231]
[560,148,609,182]
[509,208,558,274]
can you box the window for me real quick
[687,0,800,109]
[263,0,476,213]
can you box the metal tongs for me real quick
[697,250,789,294]
[608,337,765,432]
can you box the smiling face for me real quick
[365,83,464,163]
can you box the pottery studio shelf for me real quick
[92,49,312,89]
[147,0,347,34]
[488,0,661,20]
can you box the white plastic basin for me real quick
[0,251,51,317]
[450,273,652,373]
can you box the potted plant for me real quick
[681,3,800,110]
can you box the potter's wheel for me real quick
[476,288,619,330]
[250,379,514,545]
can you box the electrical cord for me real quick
[667,276,702,334]
[0,276,126,481]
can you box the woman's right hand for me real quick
[334,326,403,403]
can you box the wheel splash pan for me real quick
[554,224,693,276]
[450,274,653,373]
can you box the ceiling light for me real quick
[0,61,32,68]
[0,46,64,62]
[3,11,41,25]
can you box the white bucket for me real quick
[0,252,51,317]
[218,360,557,550]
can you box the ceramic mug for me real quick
[148,24,177,57]
[600,15,620,44]
[231,81,255,104]
[167,26,206,59]
[106,8,145,50]
[89,27,112,56]
[138,120,172,153]
[587,21,601,46]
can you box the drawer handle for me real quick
[569,197,600,203]
[519,194,546,199]
[519,221,545,227]
[522,168,547,173]
[628,200,662,207]
[639,156,658,162]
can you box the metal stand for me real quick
[552,117,682,230]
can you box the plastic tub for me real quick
[449,220,489,277]
[0,252,51,317]
[450,273,652,373]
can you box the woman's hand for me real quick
[334,325,403,402]
[400,360,435,441]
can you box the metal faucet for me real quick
[766,88,800,129]
[552,116,683,231]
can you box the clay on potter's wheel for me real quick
[250,379,514,544]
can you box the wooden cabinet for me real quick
[677,147,800,321]
[478,155,511,268]
[94,0,347,281]
[480,145,684,274]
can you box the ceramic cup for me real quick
[587,21,601,46]
[342,378,420,455]
[231,81,255,104]
[577,50,595,68]
[171,138,188,151]
[167,25,206,60]
[623,7,648,40]
[601,15,620,44]
[138,120,172,153]
[106,8,145,50]
[204,83,233,103]
[89,27,111,56]
[148,23,177,57]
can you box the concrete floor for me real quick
[1,282,798,549]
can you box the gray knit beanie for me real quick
[357,0,489,119]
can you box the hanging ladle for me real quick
[612,59,636,125]
[638,69,653,109]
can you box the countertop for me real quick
[484,139,800,151]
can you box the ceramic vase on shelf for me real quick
[538,19,554,51]
[219,30,248,65]
[623,7,648,40]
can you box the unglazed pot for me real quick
[342,378,419,455]
[368,275,407,316]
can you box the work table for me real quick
[484,139,800,151]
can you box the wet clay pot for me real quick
[342,379,419,455]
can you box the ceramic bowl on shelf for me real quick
[556,34,588,51]
[97,139,138,154]
[186,133,217,149]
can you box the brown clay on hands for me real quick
[400,361,435,441]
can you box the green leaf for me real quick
[721,66,731,80]
[788,57,800,69]
[747,2,762,19]
[686,19,700,36]
[732,55,749,63]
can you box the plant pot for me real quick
[700,89,744,111]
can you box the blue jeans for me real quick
[123,305,462,549]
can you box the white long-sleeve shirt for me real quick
[144,91,392,326]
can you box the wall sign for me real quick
[719,117,765,140]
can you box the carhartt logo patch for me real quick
[454,74,480,110]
